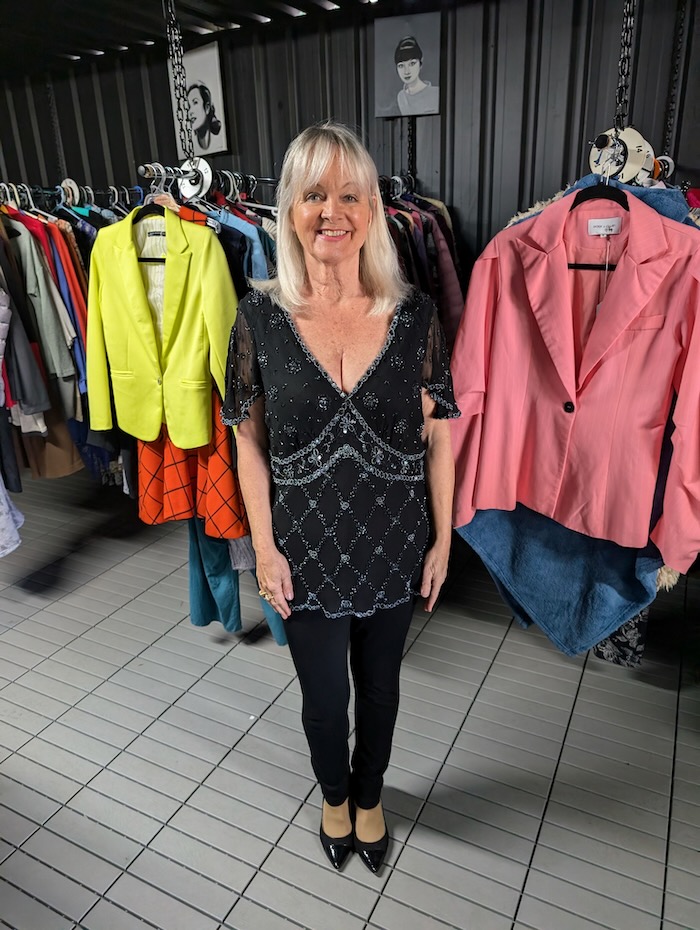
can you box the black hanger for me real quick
[567,183,628,271]
[133,202,165,223]
[570,183,629,212]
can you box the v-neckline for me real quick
[281,300,403,399]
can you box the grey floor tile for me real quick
[382,870,512,929]
[549,780,669,838]
[32,656,104,692]
[141,719,228,765]
[0,754,81,804]
[1,681,71,719]
[15,669,87,706]
[219,748,314,799]
[224,897,306,930]
[395,845,520,916]
[189,679,270,718]
[544,801,667,861]
[234,733,314,780]
[107,872,219,930]
[1,628,60,657]
[524,869,661,929]
[515,896,609,930]
[531,845,662,914]
[109,669,185,705]
[0,805,40,845]
[175,692,258,734]
[126,734,215,784]
[128,848,237,920]
[559,745,671,795]
[88,769,182,821]
[108,751,198,801]
[667,840,700,877]
[22,827,121,893]
[17,736,102,784]
[406,822,527,889]
[204,769,301,821]
[428,783,541,838]
[262,846,379,917]
[168,806,272,868]
[149,825,255,893]
[0,878,74,930]
[59,708,137,749]
[664,893,700,930]
[556,762,670,815]
[77,901,152,930]
[187,785,288,843]
[437,764,547,818]
[75,694,155,733]
[0,719,32,752]
[537,822,664,887]
[44,807,141,868]
[159,706,244,748]
[244,872,366,930]
[417,803,533,864]
[38,721,121,766]
[92,681,169,718]
[0,849,98,921]
[368,896,461,930]
[68,788,162,845]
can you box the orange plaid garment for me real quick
[137,393,249,539]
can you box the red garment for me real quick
[137,393,249,539]
[1,360,13,406]
[45,223,88,345]
[687,188,700,209]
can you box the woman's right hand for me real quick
[255,545,295,620]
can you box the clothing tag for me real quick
[588,217,622,237]
[147,231,166,237]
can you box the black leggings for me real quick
[285,600,414,808]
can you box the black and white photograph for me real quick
[170,42,228,157]
[374,12,441,119]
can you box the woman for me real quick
[223,121,458,873]
[187,81,221,152]
[394,36,440,116]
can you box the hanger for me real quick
[569,183,629,212]
[133,164,166,226]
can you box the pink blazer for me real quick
[451,193,700,572]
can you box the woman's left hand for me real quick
[420,542,450,612]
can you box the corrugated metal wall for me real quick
[0,0,696,257]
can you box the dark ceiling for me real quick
[2,0,379,80]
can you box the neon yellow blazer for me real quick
[87,208,237,449]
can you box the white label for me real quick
[588,217,622,237]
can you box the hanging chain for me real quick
[662,0,687,156]
[162,0,194,161]
[46,78,67,179]
[613,0,637,131]
[407,117,416,181]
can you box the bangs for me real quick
[288,131,376,203]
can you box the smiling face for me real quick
[397,57,422,87]
[291,154,373,272]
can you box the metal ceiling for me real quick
[1,0,378,79]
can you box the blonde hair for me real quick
[252,121,409,316]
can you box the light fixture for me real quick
[58,54,81,60]
[137,40,156,46]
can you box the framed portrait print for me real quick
[374,13,441,119]
[170,42,229,158]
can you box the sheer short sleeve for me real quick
[422,305,461,419]
[221,304,263,426]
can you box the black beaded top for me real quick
[222,288,459,618]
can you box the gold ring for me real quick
[258,589,274,602]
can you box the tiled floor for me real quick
[0,471,698,930]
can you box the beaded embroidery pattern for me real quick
[223,288,459,619]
